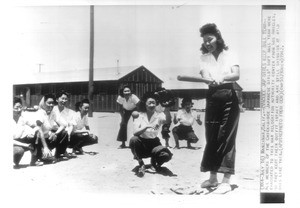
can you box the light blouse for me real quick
[116,94,140,110]
[199,50,239,83]
[133,111,166,139]
[176,109,198,126]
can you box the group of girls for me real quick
[13,90,98,167]
[13,23,240,195]
[116,23,241,194]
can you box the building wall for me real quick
[13,67,163,112]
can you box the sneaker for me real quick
[137,165,146,177]
[30,160,44,166]
[201,180,218,188]
[212,183,232,194]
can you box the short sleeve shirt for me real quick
[16,111,41,139]
[176,109,197,126]
[52,106,76,132]
[116,94,140,110]
[73,111,89,131]
[133,112,166,139]
[36,109,67,138]
[199,50,239,83]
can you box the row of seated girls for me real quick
[13,90,98,168]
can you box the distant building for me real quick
[13,65,163,112]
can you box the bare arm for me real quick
[222,65,240,82]
[37,127,52,158]
[13,140,32,150]
[133,125,152,136]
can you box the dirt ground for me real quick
[8,111,261,207]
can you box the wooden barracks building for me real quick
[13,65,163,112]
[13,65,260,112]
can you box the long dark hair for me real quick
[199,23,228,54]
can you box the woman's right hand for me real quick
[42,147,52,159]
[49,132,57,142]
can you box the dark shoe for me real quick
[173,146,180,149]
[137,165,146,177]
[118,144,126,149]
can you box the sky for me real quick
[13,4,261,91]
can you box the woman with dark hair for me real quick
[178,23,240,194]
[35,94,69,163]
[172,97,202,149]
[69,99,98,154]
[129,92,172,177]
[13,97,43,167]
[116,85,140,148]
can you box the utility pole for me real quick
[88,5,94,117]
[37,63,43,72]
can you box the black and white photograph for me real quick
[5,0,300,207]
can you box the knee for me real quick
[152,146,173,166]
[129,136,140,148]
[188,133,199,143]
[190,137,199,143]
[13,146,25,165]
[93,135,99,143]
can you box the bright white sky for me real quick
[13,5,261,90]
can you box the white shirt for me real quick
[16,111,40,139]
[36,109,67,138]
[13,119,25,139]
[73,111,89,131]
[176,109,198,126]
[52,105,76,132]
[133,111,166,139]
[116,94,140,110]
[199,50,239,83]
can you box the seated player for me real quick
[69,99,98,154]
[13,97,43,167]
[34,94,69,163]
[172,97,202,149]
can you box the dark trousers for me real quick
[36,130,69,159]
[117,109,134,142]
[68,132,98,149]
[201,84,240,174]
[13,137,36,165]
[172,125,199,143]
[13,146,25,165]
[129,136,172,165]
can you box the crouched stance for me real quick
[129,92,172,177]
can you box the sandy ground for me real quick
[8,111,261,206]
